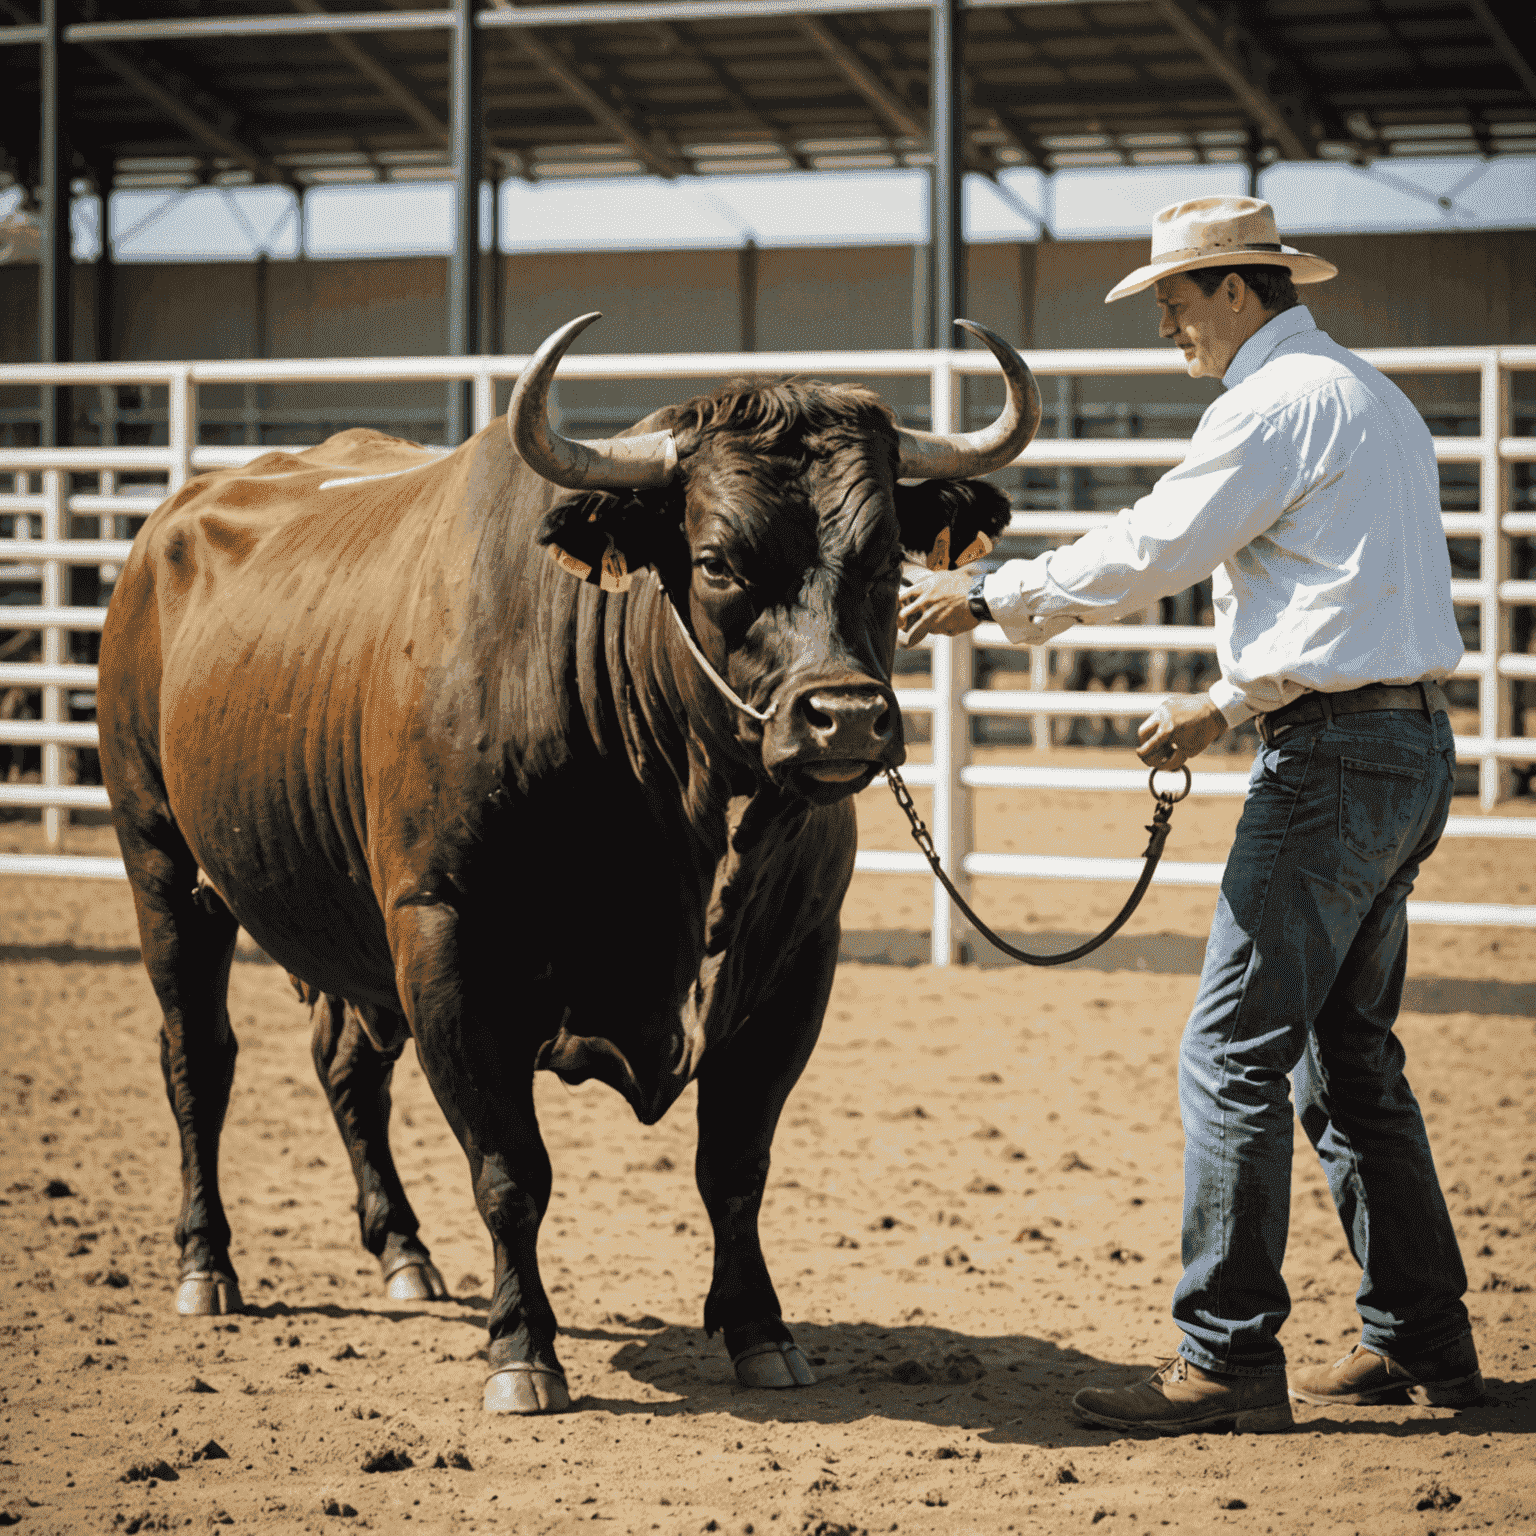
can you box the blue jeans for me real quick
[1174,706,1470,1378]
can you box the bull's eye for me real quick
[694,553,735,585]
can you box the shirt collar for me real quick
[1222,304,1317,391]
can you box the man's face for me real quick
[1154,272,1252,380]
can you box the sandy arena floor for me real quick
[2,756,1533,1535]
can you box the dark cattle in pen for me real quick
[96,314,1039,1413]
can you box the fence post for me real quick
[928,353,972,966]
[40,467,66,851]
[168,368,195,492]
[1480,355,1512,810]
[473,369,496,435]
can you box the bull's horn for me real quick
[895,319,1042,480]
[508,312,679,489]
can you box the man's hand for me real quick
[899,568,979,646]
[1137,693,1227,772]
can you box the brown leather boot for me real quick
[1287,1337,1483,1407]
[1072,1356,1293,1435]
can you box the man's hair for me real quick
[1187,263,1299,314]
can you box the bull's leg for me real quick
[308,993,448,1302]
[118,824,243,1315]
[389,902,566,1414]
[695,920,838,1390]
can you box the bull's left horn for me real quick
[895,319,1041,480]
[508,312,679,489]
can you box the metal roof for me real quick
[2,0,1534,193]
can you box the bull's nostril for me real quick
[873,703,892,739]
[802,698,835,732]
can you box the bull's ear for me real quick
[894,479,1012,570]
[535,486,681,592]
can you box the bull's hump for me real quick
[142,430,449,590]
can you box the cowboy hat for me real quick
[1105,196,1337,304]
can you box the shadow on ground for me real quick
[567,1317,1536,1445]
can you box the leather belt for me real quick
[1256,679,1449,745]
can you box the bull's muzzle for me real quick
[766,681,902,797]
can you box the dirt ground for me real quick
[2,753,1533,1536]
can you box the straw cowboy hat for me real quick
[1105,196,1337,304]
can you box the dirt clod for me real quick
[42,1179,73,1198]
[1055,1462,1079,1485]
[1221,1498,1247,1509]
[121,1460,178,1484]
[432,1452,473,1470]
[940,1349,985,1382]
[360,1448,413,1473]
[183,1376,217,1394]
[321,1499,358,1518]
[1415,1482,1462,1512]
[192,1440,228,1462]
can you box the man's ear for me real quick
[535,485,683,592]
[894,479,1013,570]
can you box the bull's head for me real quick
[517,313,1040,804]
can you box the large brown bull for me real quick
[97,315,1040,1413]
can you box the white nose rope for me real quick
[667,600,779,723]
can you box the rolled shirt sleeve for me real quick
[982,398,1300,723]
[983,400,1298,636]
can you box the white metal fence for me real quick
[3,344,1534,961]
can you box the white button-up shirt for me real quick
[981,305,1464,726]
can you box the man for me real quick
[900,196,1479,1434]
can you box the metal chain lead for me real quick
[884,763,1189,967]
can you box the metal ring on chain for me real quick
[1147,764,1193,804]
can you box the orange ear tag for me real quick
[926,525,952,571]
[953,531,994,567]
[599,536,633,593]
[548,544,593,582]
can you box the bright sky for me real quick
[4,156,1534,262]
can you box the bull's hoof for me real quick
[384,1260,449,1302]
[176,1271,243,1316]
[483,1363,571,1414]
[733,1340,817,1389]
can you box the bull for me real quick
[97,314,1040,1412]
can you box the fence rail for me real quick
[4,344,1533,960]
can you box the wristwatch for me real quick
[967,574,992,624]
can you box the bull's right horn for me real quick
[508,312,679,490]
[895,319,1041,481]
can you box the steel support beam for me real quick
[795,15,924,140]
[509,25,687,178]
[91,156,114,365]
[1466,0,1536,108]
[40,0,70,449]
[928,0,963,348]
[447,0,481,443]
[44,0,1146,46]
[83,43,286,183]
[655,21,811,168]
[291,0,449,145]
[338,0,533,178]
[1148,0,1332,160]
